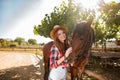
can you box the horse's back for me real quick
[43,41,53,59]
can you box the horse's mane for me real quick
[68,21,95,63]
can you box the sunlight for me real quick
[74,0,99,10]
[104,0,116,3]
[74,0,117,10]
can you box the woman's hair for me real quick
[54,29,70,55]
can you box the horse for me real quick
[67,20,95,80]
[42,19,95,80]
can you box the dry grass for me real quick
[0,47,43,56]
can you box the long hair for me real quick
[54,29,70,55]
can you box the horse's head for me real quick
[67,20,95,63]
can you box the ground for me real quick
[0,65,43,80]
[0,51,120,80]
[0,51,44,80]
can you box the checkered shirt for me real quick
[50,44,68,69]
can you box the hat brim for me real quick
[50,26,68,39]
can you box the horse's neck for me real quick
[75,56,89,67]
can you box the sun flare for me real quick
[74,0,116,10]
[74,0,99,10]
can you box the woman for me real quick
[49,25,72,80]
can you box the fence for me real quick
[0,46,43,52]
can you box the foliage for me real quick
[0,37,39,47]
[93,1,120,48]
[33,0,120,49]
[34,0,95,38]
[14,37,25,45]
[98,1,120,40]
[10,42,18,47]
[28,39,37,45]
[94,19,106,44]
[0,38,10,47]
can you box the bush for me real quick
[10,42,18,47]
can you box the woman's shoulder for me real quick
[50,44,59,51]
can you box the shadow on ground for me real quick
[0,64,120,80]
[0,65,43,80]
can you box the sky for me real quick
[0,0,65,43]
[0,0,119,43]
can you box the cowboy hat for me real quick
[50,25,68,39]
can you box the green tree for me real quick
[14,37,25,45]
[34,0,95,38]
[98,1,120,40]
[0,38,10,47]
[94,1,120,51]
[28,38,37,45]
[9,42,18,47]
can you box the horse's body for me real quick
[43,20,94,80]
[42,41,53,80]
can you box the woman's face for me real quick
[57,29,66,43]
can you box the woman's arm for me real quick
[50,47,59,68]
[57,47,72,65]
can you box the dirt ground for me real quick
[0,51,120,80]
[0,65,43,80]
[0,51,44,80]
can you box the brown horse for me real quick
[67,20,94,80]
[42,20,94,80]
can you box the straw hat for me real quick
[50,25,68,39]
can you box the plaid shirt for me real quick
[50,44,68,69]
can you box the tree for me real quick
[34,0,95,38]
[14,37,25,45]
[94,1,120,51]
[28,38,37,45]
[0,38,10,47]
[98,1,120,40]
[34,1,76,37]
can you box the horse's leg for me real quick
[70,67,78,80]
[77,67,85,80]
[77,74,82,80]
[44,56,50,80]
[70,67,74,80]
[71,73,74,80]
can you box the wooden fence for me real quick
[0,46,43,52]
[91,51,120,68]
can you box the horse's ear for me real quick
[87,18,93,26]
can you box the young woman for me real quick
[49,25,72,80]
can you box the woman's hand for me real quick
[65,47,72,58]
